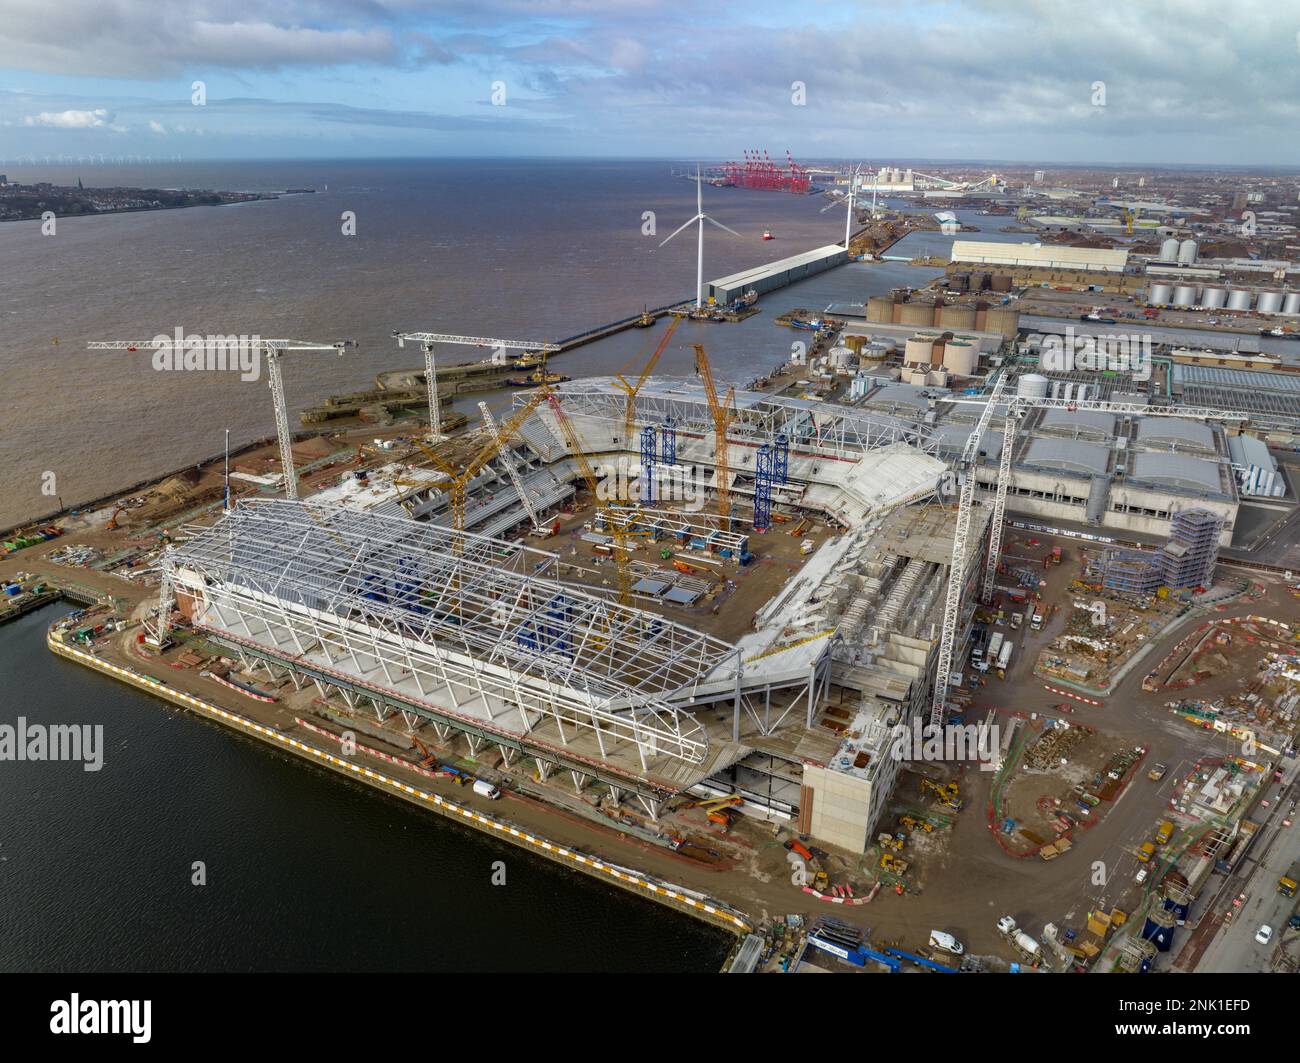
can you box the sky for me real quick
[2,0,1300,165]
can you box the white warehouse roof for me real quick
[1022,437,1111,476]
[1136,416,1216,453]
[951,240,1129,273]
[1130,452,1224,494]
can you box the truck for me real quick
[987,632,1004,662]
[1155,820,1174,845]
[1030,611,1044,631]
[472,779,502,800]
[1280,859,1300,898]
[996,640,1014,671]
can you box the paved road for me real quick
[1190,762,1300,973]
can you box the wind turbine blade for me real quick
[703,215,742,238]
[820,199,841,214]
[659,214,702,247]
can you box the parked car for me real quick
[929,930,965,955]
[1255,924,1274,946]
[1148,763,1167,782]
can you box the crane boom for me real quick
[88,336,355,502]
[692,343,735,524]
[479,401,541,530]
[614,315,681,440]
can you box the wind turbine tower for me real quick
[660,165,741,308]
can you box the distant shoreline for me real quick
[0,182,314,223]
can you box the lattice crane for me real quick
[478,401,542,531]
[613,315,681,440]
[86,337,355,502]
[392,331,560,438]
[692,343,736,524]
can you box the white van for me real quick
[929,930,965,955]
[472,779,501,800]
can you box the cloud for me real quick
[22,108,111,128]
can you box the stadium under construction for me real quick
[157,377,987,852]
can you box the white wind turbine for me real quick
[660,165,742,308]
[821,164,863,249]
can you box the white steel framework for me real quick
[538,379,941,458]
[164,500,735,770]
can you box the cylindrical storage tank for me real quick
[1227,288,1253,311]
[973,272,992,291]
[1159,237,1180,262]
[947,273,970,291]
[1017,373,1049,399]
[1147,282,1173,306]
[1177,239,1198,265]
[904,334,939,365]
[983,307,1021,339]
[1171,284,1198,308]
[900,301,937,327]
[942,339,978,376]
[1257,290,1283,314]
[866,296,895,323]
[1199,286,1226,309]
[1283,292,1300,316]
[843,334,866,354]
[1049,380,1062,398]
[990,274,1013,292]
[938,305,976,330]
[859,343,890,363]
[1061,382,1074,402]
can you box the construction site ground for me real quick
[9,503,1300,971]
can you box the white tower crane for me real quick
[931,388,1249,725]
[86,337,355,502]
[478,400,542,531]
[392,331,560,438]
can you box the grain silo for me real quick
[1199,286,1226,309]
[1257,290,1284,314]
[938,305,977,330]
[942,338,978,376]
[983,307,1021,340]
[1283,292,1300,316]
[1177,239,1198,265]
[866,296,895,323]
[1159,237,1180,262]
[900,301,937,328]
[1227,288,1253,311]
[904,333,940,365]
[1146,282,1173,306]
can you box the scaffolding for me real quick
[754,443,775,531]
[661,419,677,466]
[641,424,658,505]
[164,500,739,771]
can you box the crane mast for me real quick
[392,331,560,439]
[479,401,541,531]
[692,343,735,524]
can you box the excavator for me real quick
[920,778,963,811]
[898,815,935,834]
[879,853,910,875]
[876,831,905,852]
[683,794,743,830]
[408,732,438,770]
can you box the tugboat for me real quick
[634,306,654,328]
[505,369,570,387]
[762,230,774,240]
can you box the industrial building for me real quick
[949,241,1129,274]
[159,376,977,853]
[707,245,849,305]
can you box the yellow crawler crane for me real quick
[692,342,736,525]
[542,391,637,606]
[613,315,681,441]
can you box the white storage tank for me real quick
[1018,373,1049,399]
[1159,237,1180,262]
[1146,282,1173,306]
[1257,290,1284,315]
[1283,292,1300,316]
[1199,286,1227,309]
[942,338,978,376]
[1171,284,1198,308]
[1177,239,1199,265]
[1227,288,1253,311]
[828,345,854,369]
